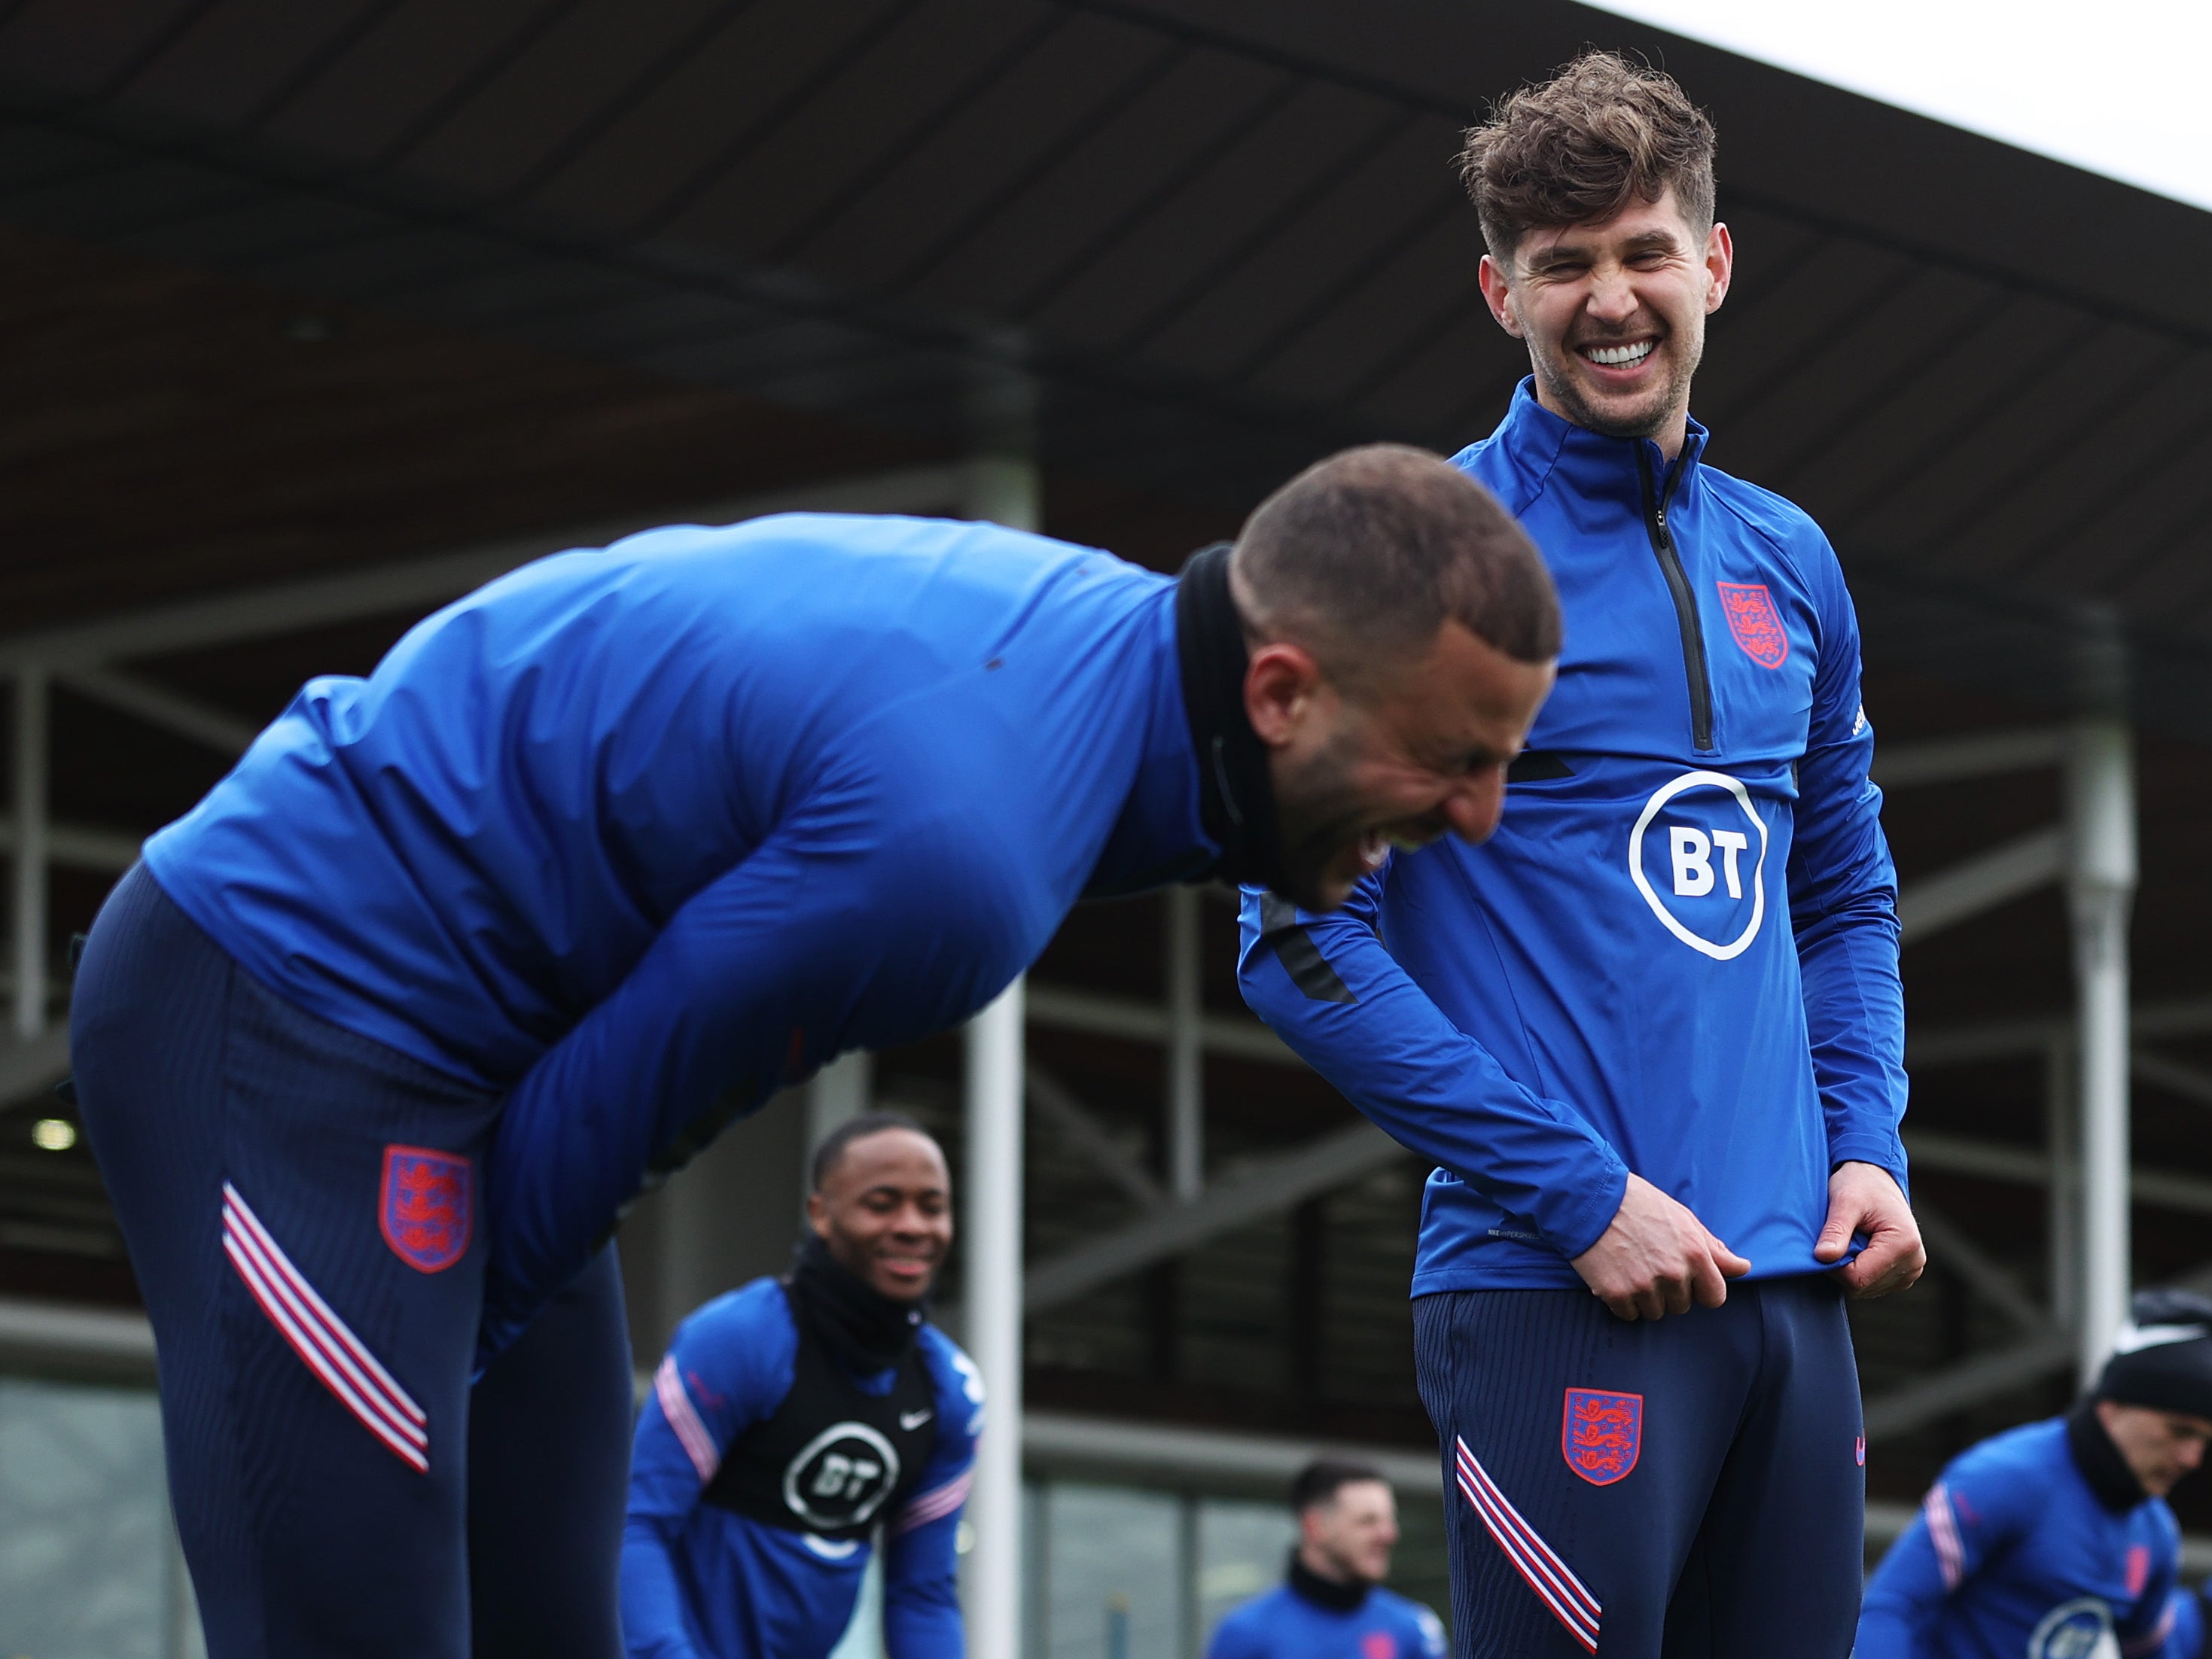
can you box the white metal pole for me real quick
[1165,886,1203,1202]
[14,666,48,1042]
[2067,717,2134,1387]
[806,1053,873,1187]
[2045,1037,2078,1334]
[964,429,1036,1659]
[965,979,1025,1659]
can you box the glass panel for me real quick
[1042,1483,1184,1659]
[1194,1497,1296,1651]
[0,1376,184,1659]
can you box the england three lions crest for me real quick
[1716,582,1789,669]
[380,1145,472,1273]
[1562,1388,1643,1486]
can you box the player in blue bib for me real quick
[70,444,1564,1657]
[624,1113,979,1659]
[1858,1290,2212,1659]
[1208,1459,1446,1659]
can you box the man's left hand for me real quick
[1814,1161,1925,1298]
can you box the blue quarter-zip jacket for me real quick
[1857,1418,2198,1658]
[623,1278,983,1659]
[142,513,1209,1347]
[1239,382,1906,1289]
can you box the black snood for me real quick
[1174,543,1289,895]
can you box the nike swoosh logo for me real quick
[900,1409,933,1430]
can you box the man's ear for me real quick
[1703,221,1734,315]
[1244,641,1325,748]
[1477,254,1522,338]
[805,1192,830,1236]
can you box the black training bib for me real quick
[703,1286,940,1541]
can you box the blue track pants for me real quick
[72,865,633,1658]
[1414,1278,1863,1659]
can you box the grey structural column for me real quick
[13,665,47,1042]
[805,1053,873,1194]
[963,440,1039,1659]
[2067,715,2135,1386]
[1165,886,1204,1202]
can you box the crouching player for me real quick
[625,1113,980,1659]
[1858,1290,2212,1657]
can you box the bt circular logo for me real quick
[2026,1597,2116,1659]
[782,1420,902,1531]
[1627,771,1769,961]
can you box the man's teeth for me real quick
[1585,340,1654,367]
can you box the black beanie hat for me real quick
[2095,1289,2212,1421]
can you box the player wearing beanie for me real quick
[1857,1289,2212,1657]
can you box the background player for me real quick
[1207,1458,1446,1659]
[624,1113,978,1659]
[1239,53,1920,1658]
[69,443,1562,1657]
[1858,1289,2212,1657]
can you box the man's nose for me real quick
[2183,1438,2207,1470]
[1586,267,1638,323]
[1446,775,1504,843]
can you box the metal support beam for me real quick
[1165,886,1203,1201]
[1906,1128,2212,1217]
[1025,982,1296,1066]
[58,666,257,757]
[2068,717,2135,1385]
[1896,826,2063,946]
[1911,1200,2049,1335]
[2048,1040,2079,1332]
[1866,1259,2212,1444]
[0,464,973,673]
[13,668,47,1041]
[1871,726,2067,789]
[1028,1065,1165,1213]
[964,980,1025,1659]
[0,817,140,874]
[2132,1049,2212,1112]
[1023,1121,1403,1315]
[961,432,1035,1659]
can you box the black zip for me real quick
[1638,447,1714,751]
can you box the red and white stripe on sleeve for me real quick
[654,1353,723,1484]
[888,1466,974,1538]
[1923,1481,1967,1591]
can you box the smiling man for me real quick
[623,1113,979,1659]
[1239,52,1918,1658]
[72,440,1559,1658]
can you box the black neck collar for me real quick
[2067,1399,2151,1513]
[1287,1551,1370,1613]
[785,1232,926,1374]
[1174,543,1287,893]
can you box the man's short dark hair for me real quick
[1458,50,1717,266]
[810,1109,933,1192]
[1290,1457,1388,1514]
[1232,443,1560,682]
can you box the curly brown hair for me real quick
[1458,50,1716,266]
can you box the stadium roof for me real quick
[0,0,2209,730]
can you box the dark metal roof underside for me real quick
[0,0,2207,726]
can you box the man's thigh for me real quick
[1414,1288,1762,1659]
[468,1243,634,1659]
[1662,1277,1864,1659]
[75,868,500,1659]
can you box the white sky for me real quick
[1576,1,2212,215]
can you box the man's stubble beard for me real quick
[1531,320,1703,443]
[1272,721,1373,914]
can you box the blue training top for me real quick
[624,1277,983,1659]
[1207,1578,1445,1659]
[142,513,1209,1347]
[1857,1417,2199,1659]
[1238,381,1906,1289]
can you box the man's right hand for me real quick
[1570,1173,1750,1320]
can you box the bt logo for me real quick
[1628,771,1770,961]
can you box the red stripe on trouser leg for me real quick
[1455,1438,1601,1651]
[221,1183,429,1472]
